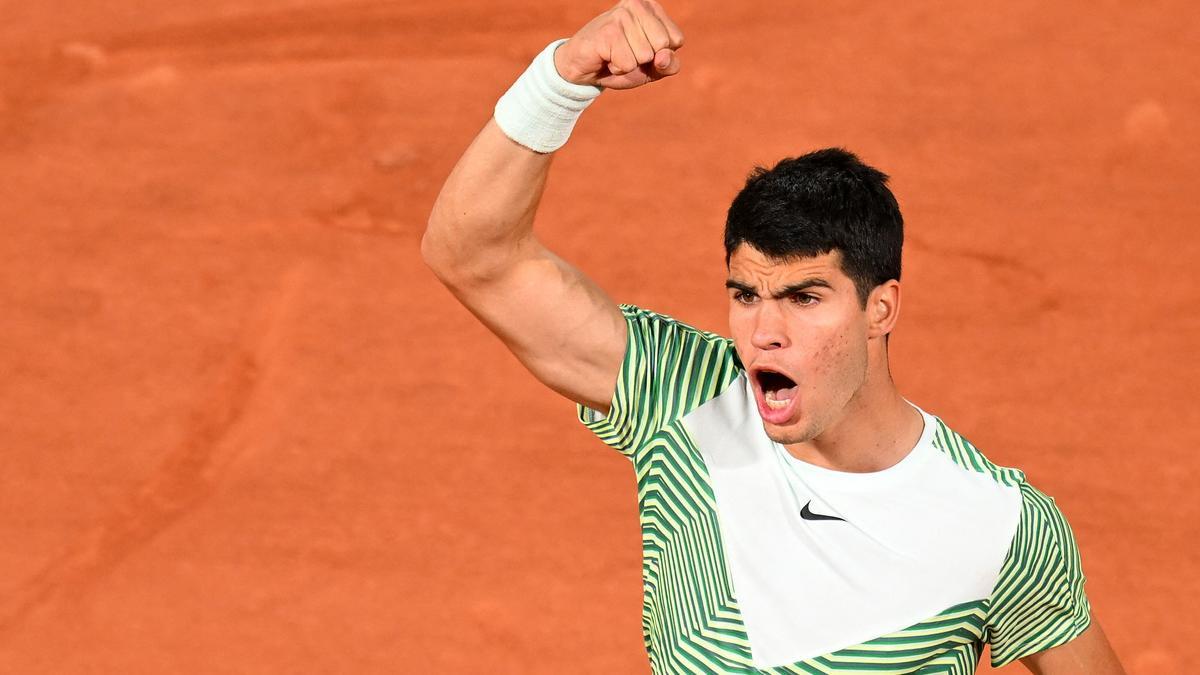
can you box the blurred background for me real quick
[1,0,1196,672]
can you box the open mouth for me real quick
[755,369,799,410]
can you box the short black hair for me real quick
[724,148,903,309]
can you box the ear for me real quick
[866,280,900,339]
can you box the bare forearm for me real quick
[423,2,683,285]
[421,118,552,284]
[418,0,684,411]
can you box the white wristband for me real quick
[493,38,604,154]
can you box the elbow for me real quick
[420,216,461,284]
[419,222,502,290]
[421,207,533,289]
[419,226,444,274]
[421,190,460,277]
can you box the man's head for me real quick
[723,148,904,445]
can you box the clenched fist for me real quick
[553,0,685,90]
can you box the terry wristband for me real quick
[493,38,604,153]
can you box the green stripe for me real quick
[926,420,1092,669]
[575,305,1090,674]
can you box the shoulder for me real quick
[922,413,1092,666]
[575,304,743,457]
[927,415,1077,539]
[925,413,1078,557]
[616,302,743,377]
[924,413,1029,488]
[618,303,738,353]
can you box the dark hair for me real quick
[724,148,903,309]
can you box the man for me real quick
[421,1,1126,672]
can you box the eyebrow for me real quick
[725,277,834,299]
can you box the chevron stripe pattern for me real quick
[930,424,1093,669]
[577,304,1091,673]
[578,305,744,459]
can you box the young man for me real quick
[422,1,1126,673]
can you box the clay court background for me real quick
[1,0,1197,672]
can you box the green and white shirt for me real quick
[577,304,1092,674]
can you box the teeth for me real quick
[764,391,791,409]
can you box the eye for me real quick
[791,293,818,306]
[732,291,757,305]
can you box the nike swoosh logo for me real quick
[800,500,846,522]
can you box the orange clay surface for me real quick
[1,1,1197,672]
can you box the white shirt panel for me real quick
[682,374,1022,668]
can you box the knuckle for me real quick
[649,0,675,21]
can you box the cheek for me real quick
[728,310,755,353]
[807,329,863,381]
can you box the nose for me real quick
[750,300,790,351]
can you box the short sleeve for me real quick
[576,304,740,460]
[986,482,1093,668]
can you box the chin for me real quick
[762,420,813,445]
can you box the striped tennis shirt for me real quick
[577,304,1092,674]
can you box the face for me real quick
[726,244,874,445]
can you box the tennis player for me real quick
[422,2,1126,672]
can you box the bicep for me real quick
[1018,618,1126,675]
[440,237,626,413]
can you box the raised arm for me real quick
[421,0,684,413]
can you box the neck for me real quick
[781,355,924,473]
